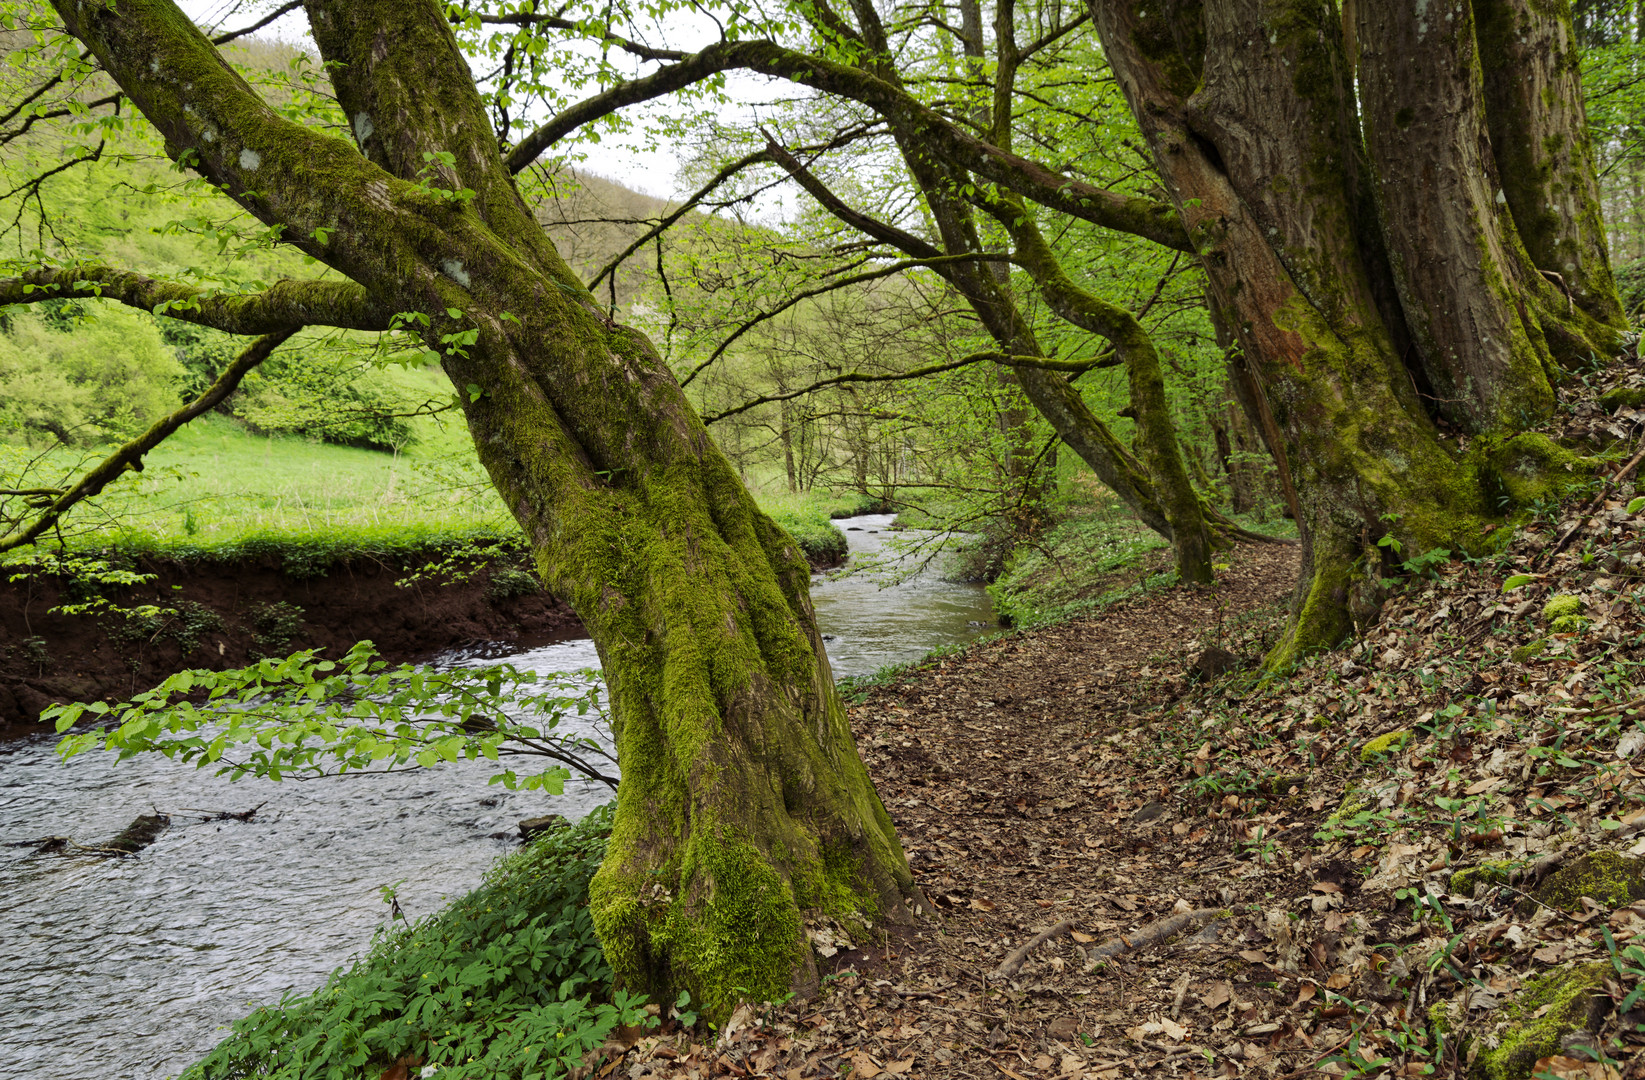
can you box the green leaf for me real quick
[1630,496,1645,515]
[1503,574,1534,591]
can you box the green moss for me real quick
[1551,614,1591,634]
[1543,594,1584,620]
[1530,850,1645,913]
[1470,963,1610,1080]
[1511,638,1548,663]
[1600,386,1645,413]
[1477,433,1598,507]
[1449,859,1517,897]
[1360,728,1412,762]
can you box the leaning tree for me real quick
[0,0,1630,1015]
[512,0,1628,662]
[0,0,919,1019]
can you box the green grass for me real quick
[986,498,1171,626]
[2,418,881,570]
[2,411,512,554]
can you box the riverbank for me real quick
[575,495,1645,1079]
[0,503,855,736]
[0,540,580,737]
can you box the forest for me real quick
[6,0,1645,1077]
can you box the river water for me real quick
[0,514,991,1080]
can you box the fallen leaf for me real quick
[1203,981,1231,1009]
[1294,982,1317,1006]
[1238,949,1269,963]
[1071,931,1095,944]
[883,1060,914,1076]
[970,897,996,912]
[1034,1054,1055,1070]
[1311,881,1342,894]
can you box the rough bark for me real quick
[49,0,917,1019]
[1475,0,1628,331]
[1355,0,1563,430]
[1094,0,1488,663]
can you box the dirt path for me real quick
[827,541,1305,1080]
[612,506,1645,1079]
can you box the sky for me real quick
[179,0,786,206]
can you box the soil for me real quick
[598,511,1645,1079]
[0,549,584,739]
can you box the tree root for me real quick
[988,908,1222,980]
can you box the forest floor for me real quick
[590,394,1645,1078]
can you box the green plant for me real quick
[49,640,616,793]
[248,600,305,652]
[185,804,652,1079]
[485,566,543,602]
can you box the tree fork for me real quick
[53,0,921,1020]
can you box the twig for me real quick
[990,919,1073,979]
[1083,908,1222,967]
[1541,437,1645,565]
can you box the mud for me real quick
[0,549,584,738]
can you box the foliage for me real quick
[49,640,616,793]
[185,803,652,1080]
[0,304,185,445]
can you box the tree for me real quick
[0,0,917,1020]
[532,0,1623,659]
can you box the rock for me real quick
[107,813,169,853]
[12,683,52,722]
[1190,647,1242,680]
[1130,801,1169,824]
[1530,850,1645,914]
[519,814,571,841]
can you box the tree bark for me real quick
[1095,0,1486,662]
[50,0,918,1020]
[1476,0,1628,331]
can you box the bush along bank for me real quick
[185,805,656,1080]
[0,530,582,736]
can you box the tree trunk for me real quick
[1095,0,1625,663]
[1094,0,1520,664]
[51,0,919,1021]
[1476,0,1627,331]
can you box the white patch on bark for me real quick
[1414,0,1429,38]
[239,148,261,171]
[441,259,472,288]
[149,57,161,73]
[1496,189,1507,205]
[353,112,375,147]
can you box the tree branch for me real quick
[680,252,1020,388]
[0,265,390,334]
[0,330,298,554]
[503,40,1193,250]
[702,350,1113,423]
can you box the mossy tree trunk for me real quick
[52,0,918,1020]
[1091,0,1627,665]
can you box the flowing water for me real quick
[0,515,990,1080]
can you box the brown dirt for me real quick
[596,502,1645,1079]
[0,550,584,739]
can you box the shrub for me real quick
[0,304,185,445]
[186,804,647,1079]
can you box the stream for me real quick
[0,514,992,1080]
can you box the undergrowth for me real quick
[187,804,650,1080]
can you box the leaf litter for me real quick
[578,363,1645,1079]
